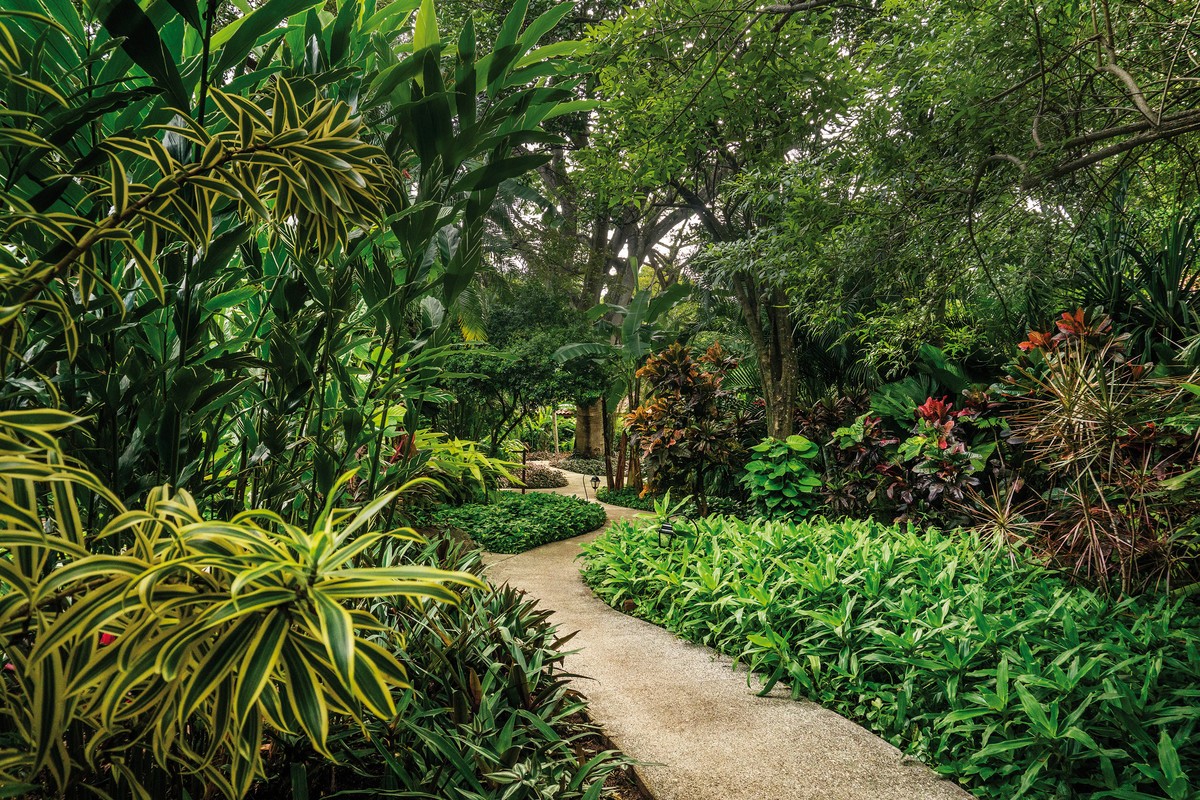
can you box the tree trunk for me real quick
[601,396,615,490]
[765,290,800,439]
[573,399,605,457]
[627,447,643,492]
[733,276,798,439]
[578,214,611,309]
[614,431,627,490]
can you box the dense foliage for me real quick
[995,312,1200,591]
[436,285,607,453]
[626,342,754,513]
[0,414,476,797]
[258,535,630,799]
[429,492,607,553]
[595,487,657,511]
[0,0,583,520]
[5,0,1200,794]
[499,464,570,489]
[0,0,634,795]
[740,435,822,520]
[582,516,1200,800]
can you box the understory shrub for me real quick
[827,385,1002,525]
[626,342,753,513]
[740,434,822,519]
[499,464,570,489]
[702,495,752,518]
[432,492,607,553]
[0,414,480,798]
[581,516,1200,800]
[557,455,608,476]
[0,416,626,799]
[996,310,1200,591]
[252,536,631,798]
[596,486,659,510]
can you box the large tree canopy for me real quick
[536,0,1200,434]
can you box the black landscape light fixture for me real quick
[658,518,675,547]
[590,475,600,493]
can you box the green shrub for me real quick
[253,536,631,798]
[582,516,1200,800]
[499,464,570,489]
[596,486,659,510]
[557,455,608,475]
[0,414,478,799]
[703,495,752,518]
[433,492,607,553]
[595,487,748,518]
[740,435,822,519]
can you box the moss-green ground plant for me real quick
[581,515,1200,800]
[500,465,570,489]
[431,492,607,553]
[556,456,608,477]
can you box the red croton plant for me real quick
[1018,308,1116,353]
[884,393,997,515]
[626,342,758,514]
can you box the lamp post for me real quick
[658,519,675,547]
[590,475,600,495]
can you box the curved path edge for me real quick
[485,482,971,800]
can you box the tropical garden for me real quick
[0,0,1198,797]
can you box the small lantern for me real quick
[658,519,675,546]
[590,475,600,492]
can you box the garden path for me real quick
[485,480,970,800]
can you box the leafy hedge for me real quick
[252,536,630,798]
[581,516,1200,800]
[595,486,659,510]
[433,492,608,553]
[595,487,751,518]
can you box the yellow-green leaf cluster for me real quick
[1,77,391,358]
[0,411,481,798]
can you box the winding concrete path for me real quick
[487,478,970,800]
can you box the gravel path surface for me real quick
[485,485,969,800]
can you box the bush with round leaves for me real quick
[740,435,823,520]
[431,492,607,553]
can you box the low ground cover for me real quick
[581,515,1200,800]
[499,464,570,489]
[557,456,608,476]
[431,492,607,553]
[595,486,659,510]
